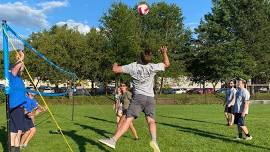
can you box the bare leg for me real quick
[115,115,125,133]
[129,122,139,139]
[14,130,22,147]
[113,117,134,141]
[146,116,157,142]
[237,126,243,138]
[20,130,30,146]
[229,114,235,126]
[23,127,36,146]
[240,126,249,135]
[224,112,229,125]
[10,132,17,146]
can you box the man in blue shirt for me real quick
[20,92,45,149]
[9,50,26,152]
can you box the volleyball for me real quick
[137,4,149,16]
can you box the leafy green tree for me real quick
[100,2,142,86]
[140,2,191,93]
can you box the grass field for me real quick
[0,104,270,152]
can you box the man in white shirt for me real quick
[233,79,252,140]
[99,46,170,152]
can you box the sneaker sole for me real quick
[150,141,160,152]
[98,140,115,149]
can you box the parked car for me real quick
[43,87,55,93]
[216,88,226,93]
[187,88,214,94]
[171,88,187,94]
[74,88,90,96]
[258,87,268,93]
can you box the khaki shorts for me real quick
[126,94,155,119]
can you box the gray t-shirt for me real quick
[234,88,250,114]
[122,62,165,97]
[225,87,237,106]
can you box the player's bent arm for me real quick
[12,50,25,76]
[160,46,170,68]
[112,63,123,74]
[162,52,170,68]
[11,62,23,76]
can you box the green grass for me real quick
[0,104,270,152]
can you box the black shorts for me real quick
[122,109,128,115]
[23,115,35,132]
[126,94,155,119]
[234,113,245,126]
[10,107,25,133]
[224,106,233,114]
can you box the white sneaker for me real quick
[245,136,253,141]
[233,137,242,140]
[150,141,160,152]
[98,138,116,149]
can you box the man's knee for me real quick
[147,117,156,124]
[30,127,36,134]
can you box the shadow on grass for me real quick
[85,116,115,124]
[0,126,8,152]
[35,116,51,127]
[49,130,110,152]
[158,122,270,151]
[74,123,113,138]
[159,115,225,126]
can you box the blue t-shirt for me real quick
[23,97,38,112]
[9,72,26,109]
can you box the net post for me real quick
[2,20,11,152]
[71,77,75,121]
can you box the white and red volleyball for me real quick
[137,3,149,16]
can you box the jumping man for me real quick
[99,46,170,152]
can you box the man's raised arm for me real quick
[160,46,170,68]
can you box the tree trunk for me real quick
[104,81,108,96]
[203,81,206,94]
[212,81,218,92]
[159,76,164,94]
[91,80,95,96]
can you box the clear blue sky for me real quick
[0,0,212,36]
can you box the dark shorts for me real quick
[23,115,35,132]
[122,109,128,115]
[234,113,245,126]
[126,94,155,119]
[224,106,233,113]
[10,107,25,133]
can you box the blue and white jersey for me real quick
[234,88,250,114]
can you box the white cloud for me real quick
[38,0,68,12]
[56,20,91,35]
[0,2,48,28]
[0,1,68,29]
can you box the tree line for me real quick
[1,0,269,92]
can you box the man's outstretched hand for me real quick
[160,46,168,54]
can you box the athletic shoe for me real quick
[150,141,160,152]
[233,137,243,141]
[245,136,253,141]
[98,138,116,149]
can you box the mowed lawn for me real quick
[0,104,270,152]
